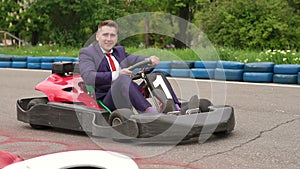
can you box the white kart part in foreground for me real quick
[3,150,139,169]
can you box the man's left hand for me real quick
[147,56,160,67]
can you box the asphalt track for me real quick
[0,68,299,169]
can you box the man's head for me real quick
[96,20,118,52]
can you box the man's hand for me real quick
[119,68,132,76]
[146,56,160,67]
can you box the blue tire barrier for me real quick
[11,56,27,62]
[41,62,53,70]
[54,57,77,62]
[27,56,41,63]
[214,68,244,81]
[171,60,194,69]
[0,61,12,68]
[190,68,215,79]
[41,56,55,63]
[273,74,298,84]
[155,61,172,69]
[243,72,273,83]
[170,69,191,78]
[11,61,27,68]
[217,61,244,69]
[244,62,275,72]
[194,61,217,69]
[273,64,300,74]
[0,55,12,61]
[298,72,300,84]
[153,69,171,76]
[27,62,41,69]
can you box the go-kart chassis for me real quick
[17,96,235,142]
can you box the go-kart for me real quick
[3,150,138,169]
[16,60,235,143]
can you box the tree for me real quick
[195,0,300,49]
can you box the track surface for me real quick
[1,68,299,169]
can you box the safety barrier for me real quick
[1,54,300,85]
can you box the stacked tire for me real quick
[153,61,172,76]
[11,56,28,68]
[170,60,194,78]
[190,61,217,79]
[243,62,275,83]
[0,54,12,68]
[214,61,244,81]
[41,56,55,70]
[273,64,300,84]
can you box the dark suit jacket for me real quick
[79,44,146,99]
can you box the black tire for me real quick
[199,99,213,112]
[109,109,135,127]
[27,98,48,110]
[27,98,49,129]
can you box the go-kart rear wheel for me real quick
[27,98,49,129]
[108,109,139,138]
[109,109,135,126]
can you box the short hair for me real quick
[98,20,118,32]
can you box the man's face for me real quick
[96,25,118,52]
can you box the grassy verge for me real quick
[0,45,299,64]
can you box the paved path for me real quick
[0,68,299,169]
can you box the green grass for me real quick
[0,45,80,57]
[0,45,299,64]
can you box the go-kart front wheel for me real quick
[26,98,49,129]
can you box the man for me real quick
[79,20,161,113]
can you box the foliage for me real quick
[195,0,300,50]
[0,0,299,53]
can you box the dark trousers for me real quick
[102,75,151,111]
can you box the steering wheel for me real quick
[128,60,155,80]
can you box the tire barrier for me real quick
[244,62,275,72]
[41,62,53,70]
[273,64,300,74]
[27,62,41,69]
[171,60,194,69]
[273,74,298,84]
[155,61,172,69]
[190,68,215,79]
[0,61,12,68]
[170,69,191,78]
[153,69,171,76]
[0,54,299,85]
[54,57,78,62]
[11,56,28,69]
[194,61,217,69]
[214,61,244,81]
[0,55,12,61]
[12,56,27,62]
[41,56,55,63]
[12,62,27,68]
[217,61,244,69]
[214,68,244,81]
[243,72,273,83]
[27,56,42,63]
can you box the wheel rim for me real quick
[111,117,122,126]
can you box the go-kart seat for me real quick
[151,89,177,113]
